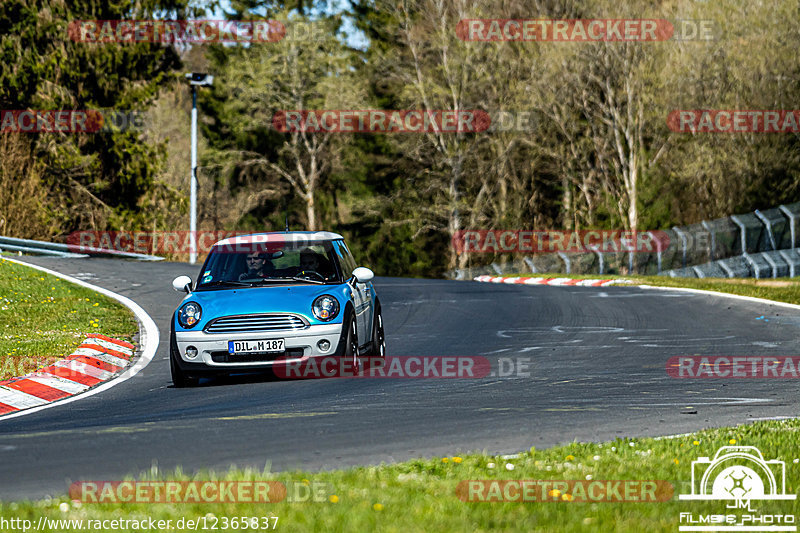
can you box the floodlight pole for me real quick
[190,85,198,264]
[186,72,212,263]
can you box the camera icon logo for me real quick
[679,446,795,501]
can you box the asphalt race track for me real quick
[1,256,799,500]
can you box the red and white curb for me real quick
[474,275,632,287]
[0,334,134,415]
[0,256,158,421]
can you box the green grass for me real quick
[3,265,800,531]
[0,257,137,379]
[2,422,799,532]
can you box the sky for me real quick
[209,0,369,50]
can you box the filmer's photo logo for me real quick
[678,446,796,532]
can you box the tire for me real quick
[367,306,385,359]
[341,315,361,375]
[170,329,199,388]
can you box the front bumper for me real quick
[174,322,344,368]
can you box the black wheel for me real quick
[368,307,385,359]
[170,329,199,388]
[341,315,361,375]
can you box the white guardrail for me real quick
[0,236,163,261]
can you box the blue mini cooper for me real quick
[169,231,385,387]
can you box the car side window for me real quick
[334,240,357,279]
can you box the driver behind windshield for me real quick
[299,249,320,273]
[239,252,274,281]
[285,248,332,280]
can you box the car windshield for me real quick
[196,239,342,288]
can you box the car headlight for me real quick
[178,302,202,328]
[312,295,339,321]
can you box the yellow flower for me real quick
[673,459,679,465]
[329,495,339,503]
[452,457,462,463]
[565,455,575,461]
[441,457,449,463]
[92,303,99,307]
[693,441,700,446]
[549,489,561,499]
[373,503,384,511]
[302,479,310,485]
[562,493,573,501]
[729,439,736,444]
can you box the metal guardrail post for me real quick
[701,220,716,261]
[742,253,760,280]
[556,252,571,274]
[647,231,663,274]
[754,209,777,250]
[588,246,604,275]
[779,204,797,249]
[730,215,749,254]
[672,226,688,268]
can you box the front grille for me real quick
[211,348,305,363]
[205,314,308,334]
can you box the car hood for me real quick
[179,283,351,327]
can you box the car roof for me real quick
[213,231,344,247]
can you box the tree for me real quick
[211,12,365,231]
[0,0,197,236]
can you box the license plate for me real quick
[228,339,285,354]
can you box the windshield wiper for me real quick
[288,276,325,284]
[199,280,254,288]
[250,276,326,285]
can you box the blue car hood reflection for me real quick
[180,283,350,328]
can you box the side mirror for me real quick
[172,275,192,293]
[352,267,374,283]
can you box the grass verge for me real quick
[2,421,799,532]
[0,257,138,379]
